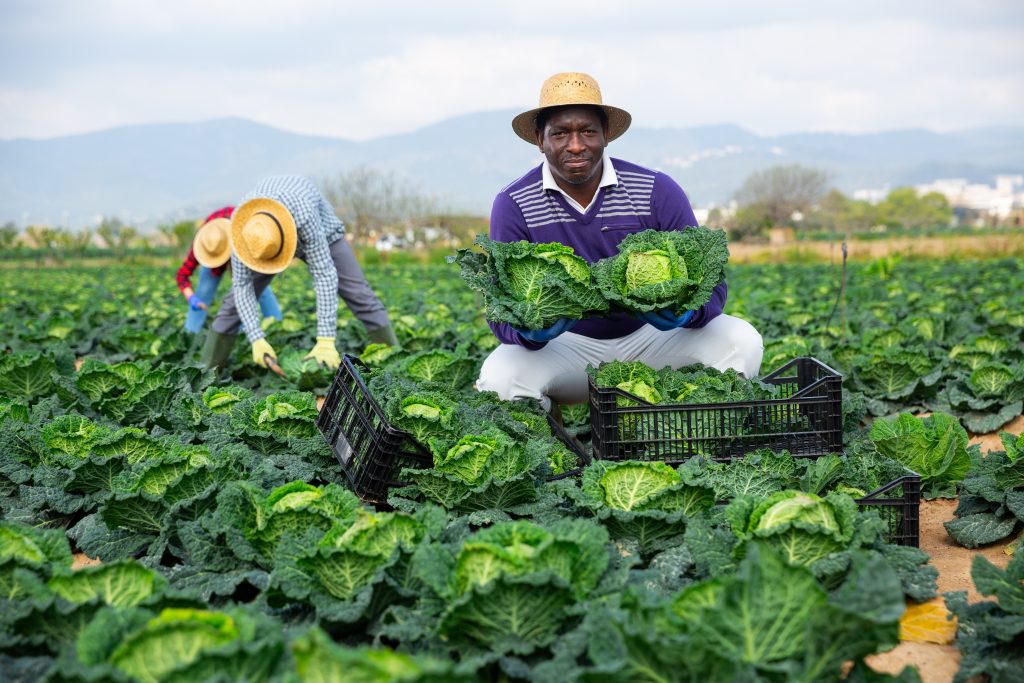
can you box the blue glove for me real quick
[188,294,206,311]
[514,318,578,343]
[637,308,694,331]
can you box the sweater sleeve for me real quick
[176,248,198,294]
[486,191,548,349]
[651,172,727,327]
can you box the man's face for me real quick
[536,107,608,187]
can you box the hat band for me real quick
[256,211,285,259]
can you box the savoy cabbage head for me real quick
[449,235,608,330]
[591,227,729,315]
[416,518,612,654]
[571,460,716,554]
[869,411,971,499]
[216,480,361,568]
[291,626,473,683]
[728,490,859,568]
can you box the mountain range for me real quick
[2,111,1022,229]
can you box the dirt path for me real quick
[865,496,1014,681]
[968,414,1024,454]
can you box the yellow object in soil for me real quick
[899,599,957,645]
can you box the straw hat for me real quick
[192,217,232,268]
[229,198,297,274]
[511,72,631,145]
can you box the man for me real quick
[200,175,398,371]
[177,207,282,333]
[476,72,763,411]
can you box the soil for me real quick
[71,552,101,570]
[865,490,1015,681]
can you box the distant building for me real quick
[853,186,890,204]
[852,175,1024,225]
[915,175,1024,221]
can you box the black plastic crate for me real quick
[316,355,590,502]
[855,471,921,547]
[590,357,843,463]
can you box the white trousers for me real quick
[477,315,764,411]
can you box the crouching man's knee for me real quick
[731,318,764,378]
[476,346,552,410]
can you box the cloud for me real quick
[1,2,1022,139]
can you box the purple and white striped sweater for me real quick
[488,157,727,348]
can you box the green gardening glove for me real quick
[251,338,277,368]
[305,337,340,370]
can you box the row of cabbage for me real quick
[2,257,1020,430]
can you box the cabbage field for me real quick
[1,256,1023,682]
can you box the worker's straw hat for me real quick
[229,198,297,274]
[511,72,631,145]
[192,217,232,268]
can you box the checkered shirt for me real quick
[231,175,346,342]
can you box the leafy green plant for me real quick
[449,235,608,329]
[727,490,859,568]
[869,412,971,498]
[591,227,729,315]
[568,460,716,554]
[945,553,1024,683]
[291,626,473,682]
[944,432,1024,549]
[544,543,907,682]
[413,518,613,655]
[216,481,362,568]
[201,385,252,414]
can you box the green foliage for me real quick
[3,255,1022,681]
[291,626,471,682]
[944,435,1024,548]
[876,187,953,230]
[870,412,971,499]
[216,481,361,567]
[556,544,904,681]
[450,235,608,329]
[592,227,729,315]
[729,490,859,568]
[416,518,613,654]
[201,385,252,414]
[945,553,1024,683]
[0,351,61,402]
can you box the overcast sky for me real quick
[1,0,1022,141]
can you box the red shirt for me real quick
[176,206,234,294]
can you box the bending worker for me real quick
[200,175,398,371]
[476,72,764,411]
[178,206,282,333]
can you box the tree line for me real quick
[0,163,986,261]
[0,167,486,261]
[710,164,957,241]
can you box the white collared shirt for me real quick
[541,152,618,214]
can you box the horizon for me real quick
[4,111,1024,145]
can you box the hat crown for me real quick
[538,72,604,108]
[200,227,226,252]
[242,214,283,260]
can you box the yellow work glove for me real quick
[305,337,340,370]
[251,338,277,368]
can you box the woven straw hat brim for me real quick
[193,218,232,268]
[229,198,297,275]
[512,104,632,145]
